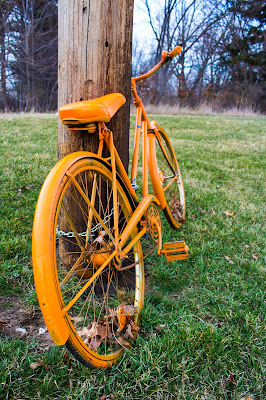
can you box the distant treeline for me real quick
[0,0,265,112]
[0,0,57,112]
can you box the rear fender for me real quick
[32,152,109,345]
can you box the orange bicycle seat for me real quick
[59,93,126,125]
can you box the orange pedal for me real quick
[161,241,189,261]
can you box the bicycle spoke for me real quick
[62,249,117,314]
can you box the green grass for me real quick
[0,114,265,399]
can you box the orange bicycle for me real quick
[32,45,188,368]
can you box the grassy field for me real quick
[0,113,265,399]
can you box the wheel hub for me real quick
[91,251,111,268]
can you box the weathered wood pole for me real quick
[58,0,134,170]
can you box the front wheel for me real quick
[148,126,185,229]
[32,154,145,368]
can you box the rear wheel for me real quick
[149,126,185,229]
[34,156,144,368]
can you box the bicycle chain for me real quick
[56,208,114,238]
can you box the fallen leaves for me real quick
[124,324,134,339]
[228,372,237,386]
[14,216,26,220]
[30,359,47,370]
[0,319,10,331]
[258,314,264,322]
[197,205,206,214]
[224,210,236,218]
[224,255,234,264]
[76,304,139,353]
[154,324,167,334]
[252,253,258,261]
[195,206,216,216]
[17,185,30,195]
[93,230,108,245]
[117,337,130,347]
[169,194,185,222]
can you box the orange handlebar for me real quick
[169,45,182,59]
[133,46,182,84]
[161,46,182,63]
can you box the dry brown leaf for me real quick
[239,396,254,400]
[90,336,101,352]
[30,359,46,370]
[122,305,135,317]
[244,245,250,249]
[63,351,70,364]
[77,322,99,341]
[106,308,117,319]
[93,230,107,245]
[117,337,130,347]
[70,316,83,323]
[14,216,26,220]
[123,324,134,339]
[228,372,237,386]
[252,253,258,261]
[96,324,107,340]
[258,314,264,322]
[77,326,90,338]
[17,186,30,194]
[107,328,115,340]
[154,324,167,333]
[224,210,236,218]
[224,255,234,264]
[170,194,185,222]
[117,289,126,298]
[0,319,10,330]
[130,321,140,333]
[85,322,98,338]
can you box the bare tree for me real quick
[1,0,58,112]
[0,0,17,111]
[141,0,230,104]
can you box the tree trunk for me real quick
[58,0,134,170]
[0,28,8,111]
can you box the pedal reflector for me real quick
[161,241,189,261]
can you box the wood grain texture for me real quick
[58,0,134,169]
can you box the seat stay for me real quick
[103,129,139,204]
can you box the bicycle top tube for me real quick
[132,46,181,84]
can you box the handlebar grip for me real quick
[169,46,182,58]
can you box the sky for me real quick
[133,0,154,51]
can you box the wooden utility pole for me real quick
[58,0,134,170]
